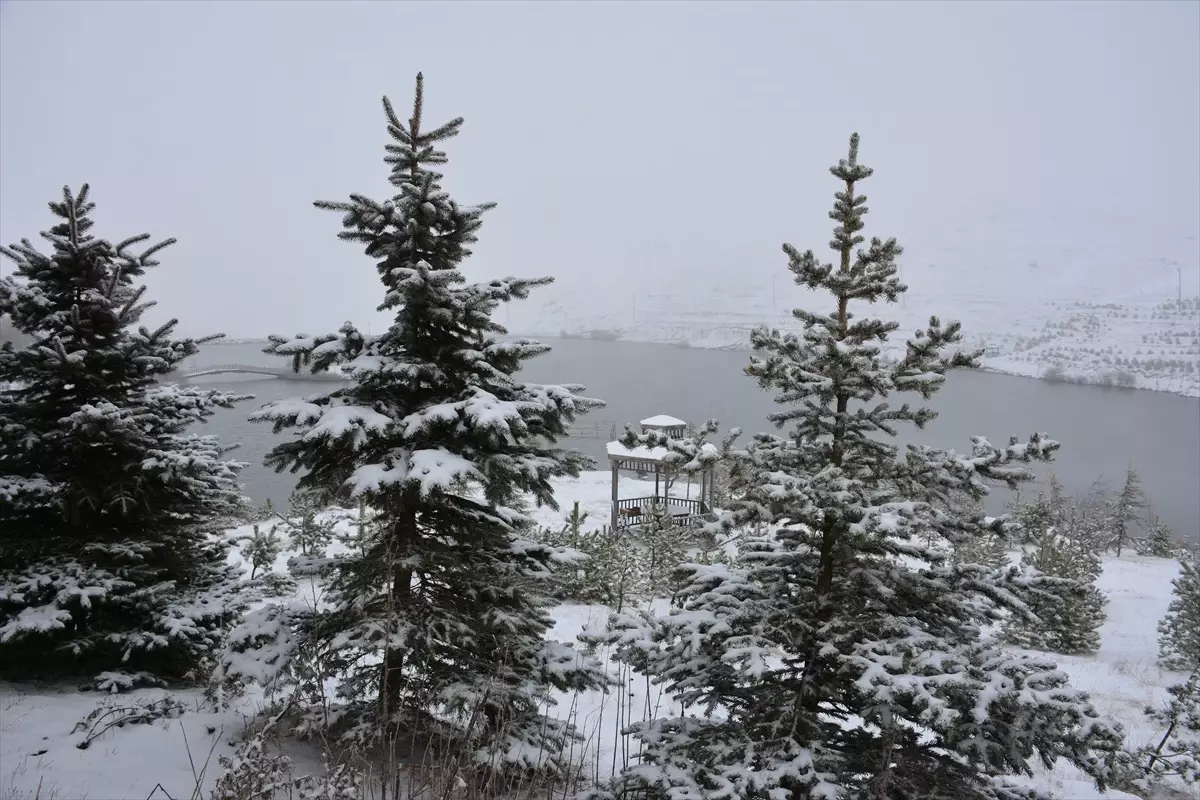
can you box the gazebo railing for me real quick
[614,496,709,528]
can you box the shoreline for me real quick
[214,333,1200,400]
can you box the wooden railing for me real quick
[562,420,617,439]
[614,496,709,528]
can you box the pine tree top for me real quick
[0,186,230,400]
[256,74,601,515]
[314,73,497,299]
[738,134,1057,544]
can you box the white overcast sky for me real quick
[1,0,1197,338]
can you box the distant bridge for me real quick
[171,363,347,382]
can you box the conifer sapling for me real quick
[1002,530,1106,655]
[1139,516,1176,558]
[1110,465,1146,556]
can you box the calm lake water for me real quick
[185,339,1200,540]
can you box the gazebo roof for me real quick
[607,440,670,464]
[640,414,687,428]
[607,440,719,466]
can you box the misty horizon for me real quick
[2,0,1197,340]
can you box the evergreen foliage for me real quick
[537,503,640,610]
[1060,492,1114,554]
[1139,673,1200,785]
[1139,516,1177,558]
[637,503,691,601]
[0,186,249,688]
[1159,557,1200,672]
[237,519,286,581]
[952,530,1010,570]
[1010,476,1112,555]
[1010,494,1056,546]
[214,75,606,769]
[584,135,1124,800]
[278,489,339,558]
[707,427,744,509]
[536,501,700,612]
[1109,466,1146,556]
[1112,672,1200,793]
[1002,532,1106,655]
[1009,475,1070,546]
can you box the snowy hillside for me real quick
[1,470,1193,800]
[506,241,1200,397]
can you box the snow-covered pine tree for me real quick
[1112,671,1200,793]
[216,75,606,769]
[1063,488,1113,554]
[589,135,1124,800]
[617,419,731,597]
[535,501,636,607]
[575,526,640,612]
[708,426,744,509]
[542,501,592,602]
[1159,557,1200,672]
[0,186,249,688]
[1002,531,1106,655]
[1011,477,1109,555]
[1047,472,1067,509]
[273,488,338,558]
[951,529,1009,570]
[636,503,690,602]
[1010,491,1057,545]
[1110,465,1146,556]
[1138,515,1176,558]
[239,521,285,581]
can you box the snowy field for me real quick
[0,471,1193,800]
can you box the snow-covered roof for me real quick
[607,440,670,463]
[607,440,720,465]
[640,414,686,428]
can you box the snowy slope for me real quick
[506,239,1200,397]
[1,471,1192,799]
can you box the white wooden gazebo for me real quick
[607,415,717,530]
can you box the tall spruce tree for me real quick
[588,135,1124,800]
[0,186,249,688]
[1159,557,1200,672]
[216,75,606,769]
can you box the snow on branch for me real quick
[347,448,478,498]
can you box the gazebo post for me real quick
[654,464,660,505]
[611,459,619,531]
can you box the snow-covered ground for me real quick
[507,254,1200,398]
[1,471,1192,799]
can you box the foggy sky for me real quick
[1,0,1197,338]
